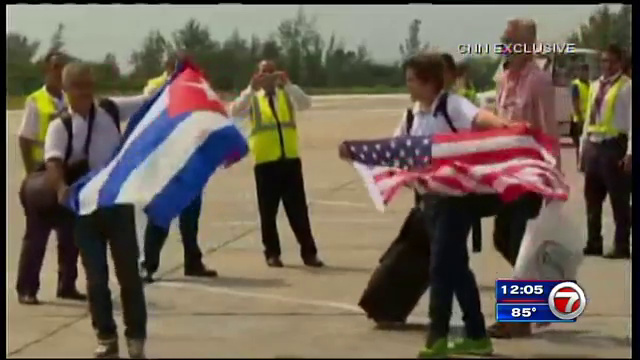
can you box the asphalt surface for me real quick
[5,95,632,358]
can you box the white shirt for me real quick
[18,88,66,141]
[44,95,148,170]
[227,84,312,119]
[580,74,632,155]
[392,92,480,194]
[393,92,479,137]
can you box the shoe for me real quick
[94,338,119,358]
[56,289,87,301]
[603,249,631,259]
[140,269,155,284]
[487,322,532,339]
[185,266,218,278]
[126,338,146,359]
[448,337,494,356]
[17,294,40,305]
[266,256,284,268]
[583,246,603,256]
[302,255,324,268]
[417,338,448,358]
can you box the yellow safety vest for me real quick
[26,86,64,162]
[586,75,630,136]
[571,79,589,123]
[143,72,169,96]
[249,89,298,164]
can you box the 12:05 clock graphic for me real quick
[495,280,587,323]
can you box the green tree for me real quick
[399,19,429,59]
[219,29,251,89]
[6,32,41,95]
[6,32,40,65]
[49,23,65,54]
[129,30,169,81]
[261,37,281,62]
[172,19,220,84]
[92,53,121,92]
[567,5,631,53]
[462,56,501,91]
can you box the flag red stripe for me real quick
[359,127,568,208]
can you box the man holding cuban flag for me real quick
[58,59,248,358]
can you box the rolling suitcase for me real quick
[358,207,431,324]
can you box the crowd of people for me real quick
[14,16,631,359]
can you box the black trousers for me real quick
[253,158,318,258]
[583,137,631,252]
[143,195,204,274]
[492,193,544,266]
[16,201,78,296]
[75,205,146,341]
[570,121,584,166]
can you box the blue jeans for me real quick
[75,205,146,341]
[423,194,494,342]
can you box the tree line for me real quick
[5,5,631,97]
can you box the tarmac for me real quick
[5,94,632,358]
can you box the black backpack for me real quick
[405,93,458,206]
[404,93,458,136]
[59,98,120,164]
[405,93,482,252]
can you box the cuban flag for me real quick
[66,61,249,228]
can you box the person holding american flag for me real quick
[338,51,566,358]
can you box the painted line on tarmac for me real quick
[5,176,356,355]
[156,281,364,313]
[6,185,357,356]
[154,281,460,327]
[308,199,370,208]
[205,217,391,227]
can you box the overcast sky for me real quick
[7,4,614,71]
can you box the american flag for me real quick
[346,125,569,211]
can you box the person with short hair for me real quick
[15,50,87,305]
[140,53,218,283]
[45,61,150,358]
[487,17,559,340]
[363,52,515,357]
[228,59,324,268]
[579,44,632,260]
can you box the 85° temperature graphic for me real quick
[495,280,587,323]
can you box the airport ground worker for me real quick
[570,63,590,165]
[228,59,324,268]
[579,44,632,260]
[140,54,218,283]
[16,50,86,305]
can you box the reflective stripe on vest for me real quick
[586,76,629,136]
[571,79,589,123]
[249,89,299,164]
[28,86,62,162]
